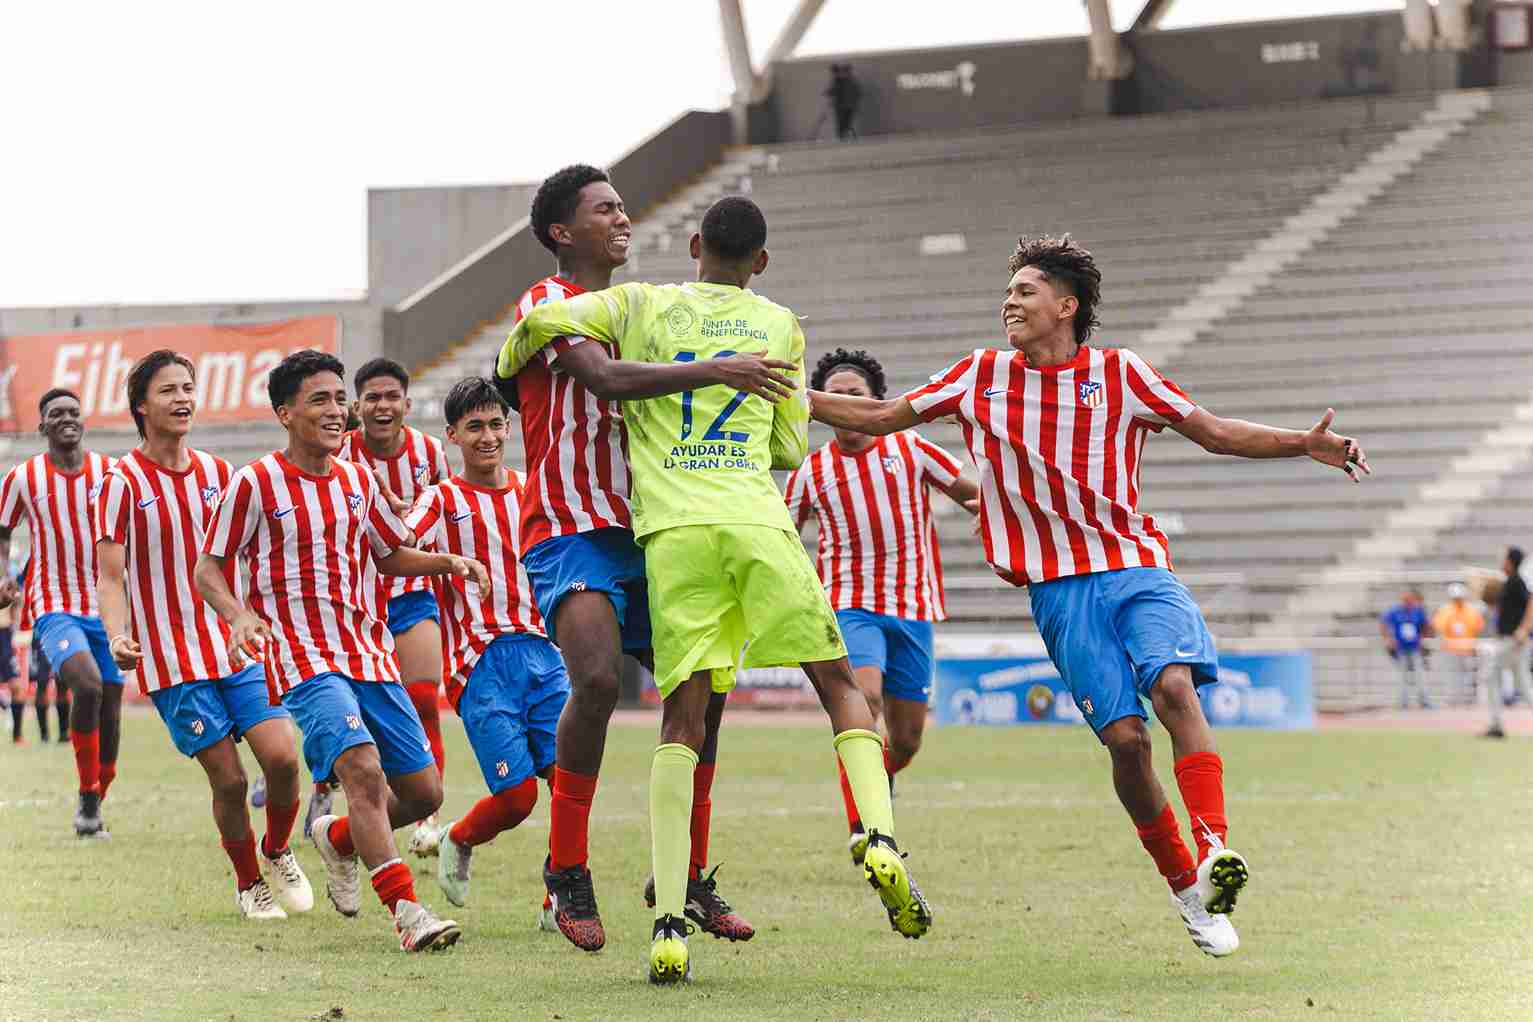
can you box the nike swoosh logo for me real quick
[136,496,160,509]
[449,511,473,523]
[1174,647,1199,658]
[273,507,296,519]
[982,387,1006,397]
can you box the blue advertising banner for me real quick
[934,652,1314,729]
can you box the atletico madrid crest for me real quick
[1078,380,1104,408]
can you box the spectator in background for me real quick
[1380,587,1432,709]
[826,63,862,140]
[1432,582,1484,706]
[1482,546,1532,738]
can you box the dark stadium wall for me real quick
[368,183,537,309]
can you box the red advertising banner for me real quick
[0,315,340,431]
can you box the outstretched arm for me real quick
[943,475,981,516]
[555,341,797,403]
[808,391,920,436]
[1171,407,1370,482]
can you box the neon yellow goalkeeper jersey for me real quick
[498,280,810,540]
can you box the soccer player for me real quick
[338,357,453,856]
[804,234,1369,958]
[398,377,568,907]
[784,348,977,865]
[0,600,21,743]
[501,195,933,984]
[95,349,314,920]
[194,349,489,952]
[0,389,122,837]
[495,165,787,949]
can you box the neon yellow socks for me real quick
[834,728,894,838]
[649,743,699,920]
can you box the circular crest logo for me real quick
[1025,683,1054,720]
[664,303,697,336]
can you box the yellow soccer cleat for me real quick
[862,831,933,939]
[648,914,693,985]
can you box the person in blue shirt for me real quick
[1380,588,1433,709]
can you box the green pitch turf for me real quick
[1,712,1529,1021]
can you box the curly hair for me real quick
[1008,234,1102,346]
[530,164,610,255]
[700,195,767,263]
[811,347,886,398]
[268,349,345,410]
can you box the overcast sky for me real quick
[0,1,1397,307]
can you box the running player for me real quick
[400,377,567,907]
[784,348,977,865]
[96,349,314,920]
[0,390,122,837]
[0,598,21,743]
[806,234,1370,957]
[338,357,453,856]
[495,165,786,949]
[500,195,932,984]
[195,349,488,952]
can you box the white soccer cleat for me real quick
[236,880,288,921]
[408,816,442,858]
[309,814,361,917]
[264,845,315,914]
[394,899,462,952]
[435,826,472,908]
[535,901,559,933]
[1195,847,1250,917]
[1172,886,1239,957]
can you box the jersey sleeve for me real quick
[0,465,28,531]
[404,487,445,552]
[428,438,451,485]
[769,318,811,471]
[911,433,964,489]
[783,464,815,530]
[1122,349,1196,431]
[498,284,635,378]
[202,469,261,559]
[95,472,132,546]
[365,474,413,559]
[904,352,980,423]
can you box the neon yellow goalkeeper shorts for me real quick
[643,524,847,699]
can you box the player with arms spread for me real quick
[496,165,787,949]
[501,196,932,985]
[0,389,122,837]
[808,234,1369,957]
[337,357,454,856]
[96,349,314,920]
[784,348,977,865]
[195,349,489,952]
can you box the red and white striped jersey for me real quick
[0,452,116,620]
[904,346,1195,586]
[784,431,963,622]
[96,448,239,693]
[336,426,451,602]
[201,451,413,697]
[512,275,632,555]
[406,472,545,702]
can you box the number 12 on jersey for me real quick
[673,351,750,443]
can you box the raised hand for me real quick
[1305,408,1370,483]
[710,351,799,402]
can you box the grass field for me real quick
[2,710,1530,1022]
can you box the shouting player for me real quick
[338,357,453,856]
[807,234,1369,957]
[784,348,976,865]
[496,165,786,949]
[402,377,569,907]
[96,349,314,919]
[195,349,488,952]
[501,196,933,984]
[0,390,122,837]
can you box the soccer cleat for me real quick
[862,831,932,939]
[1173,886,1239,957]
[648,914,692,985]
[309,815,361,917]
[408,815,442,858]
[847,827,869,866]
[264,845,315,914]
[73,791,105,839]
[249,775,267,809]
[1484,725,1507,739]
[236,880,288,921]
[393,899,461,952]
[302,786,334,839]
[1196,848,1250,917]
[643,865,755,942]
[436,827,472,907]
[542,857,606,951]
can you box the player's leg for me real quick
[6,679,22,744]
[648,668,714,983]
[878,615,935,790]
[832,610,888,856]
[1481,640,1512,736]
[79,617,126,801]
[390,593,447,857]
[34,666,51,742]
[230,663,311,914]
[39,615,108,836]
[1510,640,1533,715]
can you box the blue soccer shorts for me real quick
[35,613,124,686]
[520,526,651,654]
[280,673,435,785]
[386,589,440,637]
[454,633,570,794]
[1028,566,1218,741]
[835,608,935,703]
[149,664,290,758]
